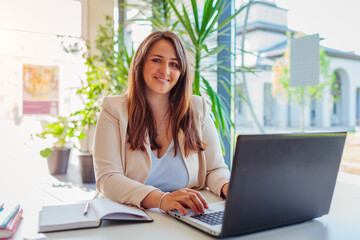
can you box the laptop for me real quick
[168,132,347,238]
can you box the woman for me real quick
[93,31,230,216]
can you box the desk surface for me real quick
[4,171,360,240]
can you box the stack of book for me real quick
[0,203,23,239]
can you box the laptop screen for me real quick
[221,132,346,237]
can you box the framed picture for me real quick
[22,64,59,115]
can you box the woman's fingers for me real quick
[187,193,205,214]
[185,188,208,209]
[174,202,187,216]
[181,194,202,215]
[160,188,209,215]
[176,188,208,215]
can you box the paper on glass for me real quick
[290,33,320,87]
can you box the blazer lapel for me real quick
[178,130,197,186]
[144,133,152,169]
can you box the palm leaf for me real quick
[201,76,230,136]
[203,79,220,130]
[201,0,223,42]
[182,4,197,44]
[202,45,226,59]
[190,0,200,34]
[200,0,214,33]
[168,0,197,44]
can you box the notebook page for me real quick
[39,203,99,231]
[91,198,150,220]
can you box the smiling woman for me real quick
[93,31,230,216]
[142,39,181,97]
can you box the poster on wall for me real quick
[22,64,59,115]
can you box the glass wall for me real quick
[1,0,359,176]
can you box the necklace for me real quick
[155,110,169,138]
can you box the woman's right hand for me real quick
[159,188,208,215]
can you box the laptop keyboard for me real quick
[191,211,224,225]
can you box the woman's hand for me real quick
[221,183,229,198]
[160,188,208,216]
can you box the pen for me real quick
[83,202,90,215]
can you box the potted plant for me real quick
[65,16,132,183]
[36,116,75,175]
[71,103,98,183]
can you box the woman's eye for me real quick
[170,62,179,68]
[152,58,160,63]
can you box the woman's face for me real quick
[142,39,181,98]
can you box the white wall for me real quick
[0,0,81,37]
[331,57,360,127]
[246,31,287,52]
[85,0,115,54]
[237,1,288,27]
[236,71,269,129]
[0,0,84,119]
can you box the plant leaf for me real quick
[40,148,52,158]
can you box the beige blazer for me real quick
[93,94,230,208]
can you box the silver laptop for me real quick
[168,132,347,237]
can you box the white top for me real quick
[145,140,189,192]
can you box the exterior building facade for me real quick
[235,0,360,131]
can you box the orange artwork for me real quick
[23,64,59,99]
[23,64,59,114]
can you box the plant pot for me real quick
[78,153,95,183]
[47,147,71,175]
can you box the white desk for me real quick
[6,172,360,240]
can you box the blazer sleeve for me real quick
[93,97,157,208]
[199,97,230,196]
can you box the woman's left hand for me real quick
[221,183,229,198]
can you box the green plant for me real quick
[70,16,134,152]
[36,116,76,158]
[168,0,249,152]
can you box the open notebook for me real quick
[38,198,152,232]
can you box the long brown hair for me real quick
[127,31,204,157]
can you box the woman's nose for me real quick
[159,62,170,75]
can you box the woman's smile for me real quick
[154,76,170,83]
[143,39,181,97]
